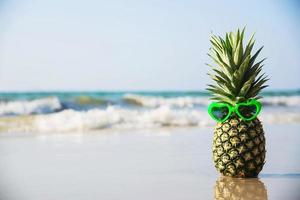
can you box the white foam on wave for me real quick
[0,97,62,115]
[33,106,211,132]
[124,94,300,107]
[0,106,299,133]
[263,96,300,106]
[262,112,300,124]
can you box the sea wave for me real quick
[0,97,62,115]
[262,96,300,106]
[0,95,299,117]
[32,106,209,132]
[0,106,299,133]
[123,94,300,108]
[123,94,209,108]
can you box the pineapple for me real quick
[207,28,268,178]
[214,176,268,200]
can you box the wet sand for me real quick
[0,124,299,200]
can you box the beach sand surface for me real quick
[0,124,299,200]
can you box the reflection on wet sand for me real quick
[214,176,268,200]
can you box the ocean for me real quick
[0,91,299,133]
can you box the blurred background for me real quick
[0,0,299,132]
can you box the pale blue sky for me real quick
[0,0,299,91]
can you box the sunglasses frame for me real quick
[208,99,262,122]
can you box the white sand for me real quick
[0,125,299,200]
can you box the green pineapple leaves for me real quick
[206,28,269,105]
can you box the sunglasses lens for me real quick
[237,105,257,119]
[211,106,229,121]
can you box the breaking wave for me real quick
[0,106,299,133]
[123,94,300,108]
[0,94,299,117]
[0,93,299,133]
[0,97,62,115]
[123,94,209,108]
[262,96,300,106]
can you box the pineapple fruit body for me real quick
[213,116,266,178]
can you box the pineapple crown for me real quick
[206,28,269,106]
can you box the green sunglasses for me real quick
[208,99,262,122]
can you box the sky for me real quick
[0,0,299,91]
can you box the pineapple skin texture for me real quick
[212,117,266,178]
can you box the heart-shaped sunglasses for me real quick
[208,99,262,122]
